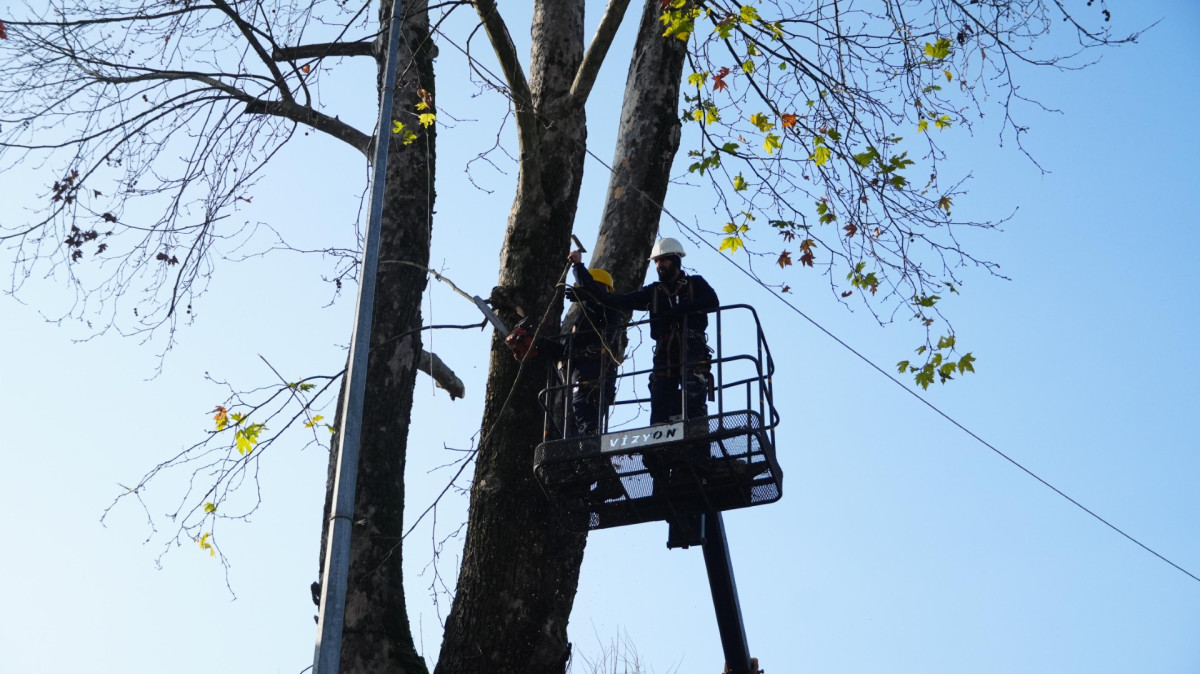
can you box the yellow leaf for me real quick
[198,532,215,557]
[810,145,831,165]
[943,69,953,82]
[763,133,783,154]
[418,113,436,128]
[718,236,744,254]
[918,119,929,133]
[415,101,429,111]
[749,112,774,132]
[733,174,747,191]
[203,502,217,514]
[392,120,404,135]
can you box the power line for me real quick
[578,145,1200,585]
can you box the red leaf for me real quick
[841,290,853,297]
[301,64,311,74]
[712,67,731,93]
[0,21,8,40]
[777,251,793,268]
[843,223,858,238]
[781,113,797,129]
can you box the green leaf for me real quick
[923,38,952,60]
[687,71,708,87]
[739,4,759,23]
[958,353,976,373]
[914,365,934,390]
[810,145,831,166]
[896,360,910,374]
[749,112,774,132]
[914,294,940,308]
[741,59,755,74]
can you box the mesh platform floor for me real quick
[533,411,783,530]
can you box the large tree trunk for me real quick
[436,2,686,673]
[317,1,435,672]
[589,0,688,289]
[434,1,589,672]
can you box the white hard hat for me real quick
[648,237,686,260]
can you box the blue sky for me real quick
[2,2,1198,673]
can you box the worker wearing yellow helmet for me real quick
[561,256,623,438]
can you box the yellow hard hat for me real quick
[587,268,614,291]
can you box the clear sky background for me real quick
[2,2,1198,673]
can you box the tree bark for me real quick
[434,1,589,672]
[317,1,435,672]
[589,0,688,291]
[436,2,686,673]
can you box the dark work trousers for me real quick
[648,334,711,425]
[646,333,712,499]
[569,354,617,437]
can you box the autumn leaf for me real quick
[732,174,747,191]
[418,113,436,128]
[718,236,744,254]
[781,113,798,129]
[301,64,311,74]
[204,502,217,514]
[212,405,229,431]
[918,119,929,133]
[810,144,831,166]
[763,134,782,154]
[304,415,326,429]
[198,532,215,557]
[712,66,731,92]
[937,196,953,212]
[0,21,8,40]
[841,290,852,297]
[843,223,858,238]
[777,251,792,268]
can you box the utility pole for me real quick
[312,1,405,671]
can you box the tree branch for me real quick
[210,0,295,104]
[272,41,376,62]
[418,350,465,399]
[242,99,371,156]
[469,0,539,166]
[569,0,633,105]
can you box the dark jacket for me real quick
[578,266,719,341]
[558,262,625,360]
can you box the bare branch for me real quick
[569,0,634,105]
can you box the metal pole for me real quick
[312,1,405,671]
[701,513,753,674]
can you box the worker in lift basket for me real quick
[567,237,718,426]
